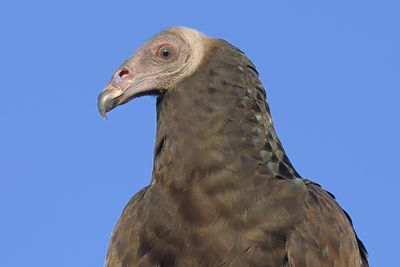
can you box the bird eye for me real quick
[156,45,176,61]
[161,48,170,57]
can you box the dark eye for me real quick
[161,48,170,57]
[157,45,176,61]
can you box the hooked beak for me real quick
[97,87,123,119]
[98,62,164,119]
[97,65,135,119]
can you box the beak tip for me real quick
[98,103,108,120]
[98,89,119,120]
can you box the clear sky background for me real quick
[1,1,398,266]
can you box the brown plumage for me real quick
[98,27,368,267]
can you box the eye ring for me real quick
[156,44,177,61]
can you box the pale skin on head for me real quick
[98,27,212,119]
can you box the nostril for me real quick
[119,69,129,78]
[115,69,130,82]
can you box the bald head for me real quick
[98,27,212,118]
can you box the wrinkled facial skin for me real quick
[98,31,192,118]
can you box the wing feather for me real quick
[287,181,368,267]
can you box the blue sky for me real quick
[1,1,398,266]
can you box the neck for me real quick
[151,42,299,191]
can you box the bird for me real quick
[98,27,368,267]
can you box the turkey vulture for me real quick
[98,27,368,267]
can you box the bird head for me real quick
[98,27,210,119]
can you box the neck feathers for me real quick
[152,40,299,189]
